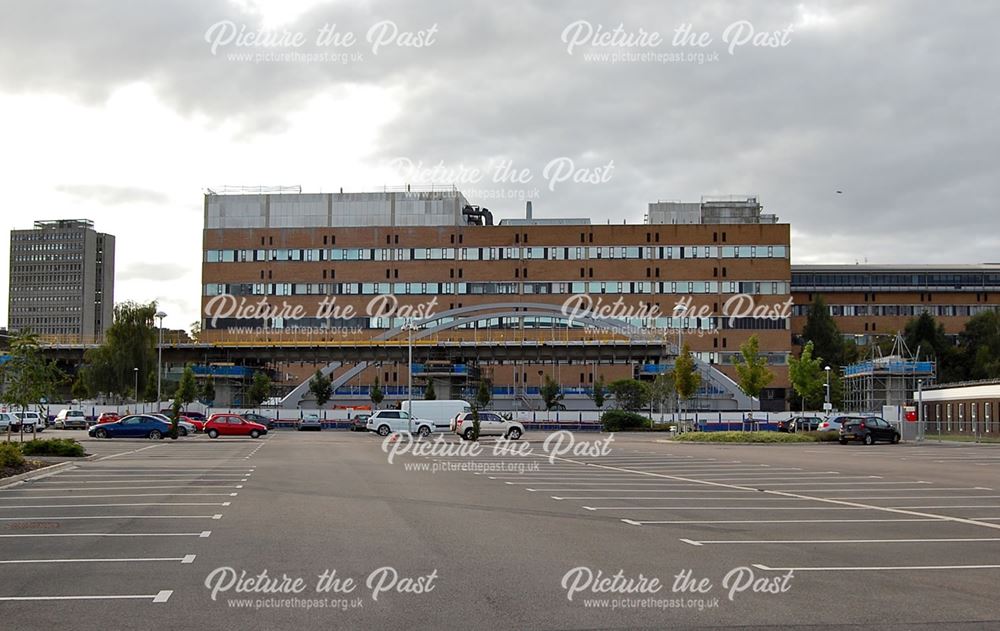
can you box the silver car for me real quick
[150,414,195,436]
[298,413,323,431]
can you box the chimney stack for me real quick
[526,201,533,220]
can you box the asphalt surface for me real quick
[1,430,1000,630]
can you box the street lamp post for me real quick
[155,311,166,404]
[824,366,832,412]
[672,303,686,425]
[402,318,416,434]
[133,367,139,409]
[917,378,924,442]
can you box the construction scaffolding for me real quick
[842,334,936,412]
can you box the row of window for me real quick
[205,245,789,263]
[11,232,85,241]
[10,254,85,262]
[925,402,995,433]
[204,280,791,297]
[793,304,1000,317]
[792,272,1000,290]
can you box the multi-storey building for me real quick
[201,190,792,410]
[790,264,1000,345]
[8,219,115,339]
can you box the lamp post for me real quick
[672,303,686,423]
[402,318,416,434]
[133,367,139,408]
[917,378,924,443]
[155,311,166,404]
[824,366,832,412]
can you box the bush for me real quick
[19,438,86,457]
[801,431,841,442]
[0,442,26,468]
[601,410,652,432]
[674,431,814,443]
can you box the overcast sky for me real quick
[1,0,997,330]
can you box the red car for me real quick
[180,415,205,432]
[204,414,267,439]
[96,412,120,425]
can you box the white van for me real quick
[401,400,472,432]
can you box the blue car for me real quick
[88,414,173,439]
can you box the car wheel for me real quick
[95,428,108,439]
[149,429,162,440]
[417,425,431,438]
[377,425,391,437]
[179,427,188,437]
[250,430,260,439]
[207,429,219,439]
[463,428,476,441]
[838,438,848,445]
[507,427,522,440]
[892,433,901,444]
[863,433,874,446]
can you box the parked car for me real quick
[150,413,196,436]
[95,412,120,425]
[179,415,205,432]
[453,411,525,440]
[14,411,42,433]
[839,417,901,445]
[89,415,172,439]
[401,400,471,432]
[54,409,88,430]
[777,415,825,433]
[0,412,17,432]
[241,412,275,429]
[159,409,206,422]
[351,413,370,432]
[817,415,854,433]
[366,410,435,437]
[298,413,323,431]
[204,414,267,439]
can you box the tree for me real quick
[199,378,215,404]
[475,379,492,410]
[734,335,775,411]
[788,341,826,411]
[801,295,845,367]
[607,379,651,412]
[71,373,91,401]
[423,380,437,400]
[0,331,66,424]
[649,372,674,412]
[175,367,198,411]
[370,377,384,409]
[589,375,607,409]
[539,375,564,411]
[956,311,1000,381]
[309,370,332,407]
[79,301,158,401]
[245,371,271,408]
[143,370,158,402]
[673,343,701,416]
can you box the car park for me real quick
[89,414,173,439]
[298,413,323,431]
[203,414,267,439]
[351,413,370,431]
[839,416,901,445]
[366,410,435,437]
[453,411,525,440]
[14,411,42,433]
[54,409,88,430]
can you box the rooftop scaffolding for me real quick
[842,334,936,411]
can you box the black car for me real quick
[241,412,275,429]
[839,417,901,445]
[777,415,824,433]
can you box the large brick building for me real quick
[200,190,792,410]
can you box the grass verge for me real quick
[19,438,87,457]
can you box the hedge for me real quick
[601,410,652,432]
[19,438,86,457]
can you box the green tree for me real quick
[143,370,158,402]
[370,376,384,409]
[590,375,607,409]
[539,375,564,411]
[608,379,651,412]
[801,295,845,367]
[475,379,492,410]
[956,311,1000,380]
[199,378,215,404]
[649,372,674,412]
[245,371,271,408]
[423,380,437,400]
[175,367,198,411]
[79,301,158,401]
[673,343,701,416]
[734,335,775,411]
[71,373,91,401]
[0,331,66,424]
[788,341,826,411]
[309,370,332,407]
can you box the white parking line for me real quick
[0,486,241,491]
[0,555,196,565]
[585,506,867,511]
[96,445,161,461]
[751,563,1000,572]
[0,590,174,602]
[0,502,230,508]
[0,493,235,499]
[0,514,223,521]
[0,531,211,538]
[680,537,1000,546]
[622,518,943,525]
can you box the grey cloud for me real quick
[56,185,170,205]
[119,262,188,282]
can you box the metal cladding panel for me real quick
[270,194,328,228]
[207,195,265,229]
